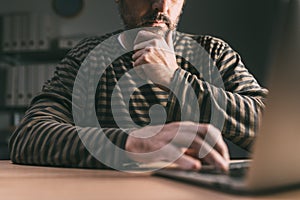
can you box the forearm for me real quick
[9,97,130,169]
[166,68,267,150]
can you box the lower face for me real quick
[118,0,185,30]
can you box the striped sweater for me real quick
[9,31,268,169]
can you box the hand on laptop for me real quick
[125,121,229,171]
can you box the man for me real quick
[9,0,268,172]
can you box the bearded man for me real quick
[10,0,268,172]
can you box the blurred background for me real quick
[0,0,282,159]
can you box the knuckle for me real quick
[168,121,178,126]
[185,121,197,126]
[201,124,210,133]
[143,55,151,62]
[137,30,146,36]
[145,47,153,53]
[139,54,148,62]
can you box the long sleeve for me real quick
[166,35,268,150]
[9,35,131,169]
[9,32,268,168]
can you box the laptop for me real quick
[154,0,300,194]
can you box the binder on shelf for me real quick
[5,66,18,106]
[3,63,59,108]
[37,14,58,51]
[2,14,12,52]
[36,64,47,94]
[26,64,41,104]
[0,67,7,106]
[25,64,35,105]
[58,35,85,49]
[27,13,39,51]
[11,14,22,51]
[1,12,60,52]
[20,13,29,51]
[16,65,27,106]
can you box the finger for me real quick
[134,36,170,52]
[198,140,229,172]
[179,133,229,171]
[134,29,175,53]
[132,49,145,61]
[153,142,200,170]
[166,122,228,171]
[174,154,201,170]
[134,40,158,51]
[134,41,172,53]
[149,145,201,170]
[183,148,198,157]
[197,124,230,162]
[134,30,163,45]
[168,122,214,147]
[133,51,162,67]
[165,121,199,148]
[132,49,143,60]
[133,54,149,67]
[213,138,230,162]
[165,30,174,51]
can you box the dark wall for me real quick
[0,0,284,159]
[179,0,281,86]
[0,0,282,85]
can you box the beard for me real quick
[138,12,178,30]
[118,3,181,30]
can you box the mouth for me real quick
[138,13,173,29]
[142,20,168,27]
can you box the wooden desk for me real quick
[1,160,300,200]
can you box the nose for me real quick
[152,0,169,13]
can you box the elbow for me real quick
[9,120,36,164]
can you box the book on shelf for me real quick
[0,67,7,106]
[1,12,59,52]
[2,14,12,52]
[27,13,39,51]
[16,65,27,106]
[11,14,22,51]
[20,13,29,51]
[37,14,58,50]
[58,35,86,49]
[4,63,58,107]
[25,64,35,105]
[5,66,18,106]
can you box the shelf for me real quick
[0,106,28,112]
[0,49,69,63]
[0,46,69,137]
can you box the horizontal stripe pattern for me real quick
[9,31,268,168]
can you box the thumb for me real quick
[165,30,175,52]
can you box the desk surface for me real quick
[1,160,300,200]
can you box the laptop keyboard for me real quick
[228,161,250,177]
[199,160,251,178]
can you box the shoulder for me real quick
[177,32,229,48]
[66,30,123,63]
[175,32,231,60]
